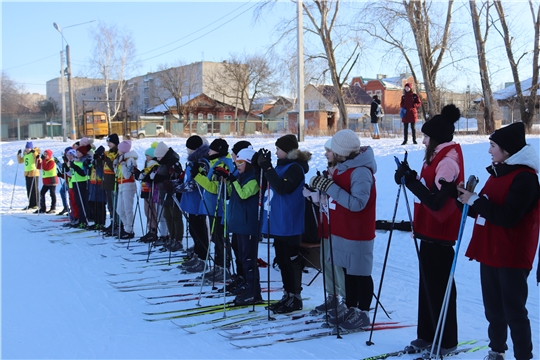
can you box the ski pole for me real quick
[366,161,403,346]
[265,180,275,321]
[10,158,20,210]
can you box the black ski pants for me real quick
[274,235,302,295]
[236,233,260,294]
[25,176,39,208]
[403,123,417,143]
[39,185,56,211]
[417,241,458,349]
[480,264,533,360]
[209,215,231,269]
[343,269,373,312]
[188,214,209,259]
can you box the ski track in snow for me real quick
[1,135,539,359]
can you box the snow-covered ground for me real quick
[1,133,539,359]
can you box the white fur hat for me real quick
[331,130,360,157]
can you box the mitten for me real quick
[309,176,334,192]
[439,178,459,199]
[227,173,237,182]
[17,149,22,155]
[394,162,417,185]
[133,167,141,179]
[190,164,200,178]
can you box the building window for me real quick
[198,113,204,120]
[224,115,232,120]
[207,114,213,120]
[189,113,194,120]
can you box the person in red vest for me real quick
[458,122,539,360]
[394,104,463,354]
[309,129,376,331]
[400,82,422,145]
[36,149,59,213]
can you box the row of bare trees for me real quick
[254,0,539,132]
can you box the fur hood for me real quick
[188,144,210,163]
[281,149,312,173]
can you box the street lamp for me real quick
[53,20,95,141]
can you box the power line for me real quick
[3,53,58,71]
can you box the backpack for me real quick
[375,103,384,118]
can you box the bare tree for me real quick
[206,53,279,135]
[470,0,497,133]
[154,61,199,124]
[493,0,540,131]
[359,1,456,118]
[89,22,137,134]
[256,0,361,130]
[1,72,29,115]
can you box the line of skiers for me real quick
[16,106,539,359]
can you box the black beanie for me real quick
[489,122,527,155]
[209,138,229,156]
[186,135,203,151]
[232,140,252,155]
[421,104,461,144]
[275,134,299,154]
[107,133,120,146]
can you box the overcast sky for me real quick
[1,0,536,96]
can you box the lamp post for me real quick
[53,20,95,141]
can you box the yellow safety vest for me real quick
[42,161,56,179]
[23,153,37,173]
[71,161,88,183]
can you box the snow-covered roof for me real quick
[348,113,367,119]
[380,76,404,90]
[146,93,202,113]
[475,78,540,102]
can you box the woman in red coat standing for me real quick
[458,122,539,360]
[400,82,422,145]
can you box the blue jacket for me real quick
[228,168,259,236]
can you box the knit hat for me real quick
[66,149,76,158]
[153,141,169,158]
[331,130,361,157]
[186,136,203,151]
[106,133,120,146]
[404,82,412,89]
[232,140,253,155]
[25,141,33,149]
[209,138,229,156]
[118,140,132,154]
[94,145,105,157]
[421,104,461,144]
[80,137,91,146]
[275,134,299,154]
[64,147,72,154]
[145,142,158,157]
[324,138,332,151]
[236,148,256,163]
[489,122,527,156]
[44,149,53,158]
[77,146,89,156]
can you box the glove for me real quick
[439,178,459,199]
[227,172,237,182]
[133,167,141,179]
[309,176,335,192]
[83,158,92,167]
[394,162,417,185]
[94,145,105,158]
[257,149,272,171]
[163,180,174,194]
[17,149,22,155]
[172,161,183,175]
[214,167,230,181]
[40,154,46,160]
[29,149,35,154]
[190,164,200,178]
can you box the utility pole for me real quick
[297,0,305,142]
[59,49,67,142]
[66,45,77,140]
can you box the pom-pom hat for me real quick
[145,142,158,157]
[25,141,33,149]
[489,122,527,156]
[331,130,361,157]
[421,104,461,144]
